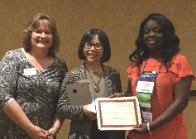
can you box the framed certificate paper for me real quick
[95,96,141,130]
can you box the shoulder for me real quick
[169,54,195,79]
[3,48,22,58]
[172,54,187,61]
[64,65,85,83]
[127,60,140,74]
[68,65,84,75]
[54,57,68,71]
[0,49,23,71]
[65,65,85,77]
[54,57,66,65]
[1,48,23,63]
[103,65,120,75]
[171,54,189,65]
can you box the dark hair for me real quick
[23,13,60,57]
[78,28,111,63]
[129,13,180,70]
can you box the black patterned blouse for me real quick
[57,64,125,139]
[0,48,68,139]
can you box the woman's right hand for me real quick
[26,125,49,139]
[109,92,124,98]
[83,104,97,120]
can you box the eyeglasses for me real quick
[84,42,102,50]
[32,30,52,36]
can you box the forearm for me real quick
[57,85,85,121]
[57,104,84,121]
[48,114,64,137]
[150,76,191,131]
[4,100,35,134]
[52,114,64,131]
[125,79,133,96]
[150,98,188,131]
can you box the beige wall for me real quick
[0,0,195,139]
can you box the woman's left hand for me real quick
[47,127,57,139]
[132,123,148,135]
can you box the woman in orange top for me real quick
[111,13,195,139]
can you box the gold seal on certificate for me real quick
[95,96,141,130]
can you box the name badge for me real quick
[23,68,37,76]
[136,71,157,94]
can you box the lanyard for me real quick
[141,59,163,76]
[136,59,163,94]
[136,59,163,123]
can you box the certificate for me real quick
[95,96,141,130]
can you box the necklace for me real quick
[87,70,102,93]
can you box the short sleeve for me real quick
[0,51,19,110]
[169,54,195,83]
[127,62,139,81]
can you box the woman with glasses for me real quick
[0,13,68,139]
[56,28,125,139]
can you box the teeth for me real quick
[88,54,97,57]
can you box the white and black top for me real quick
[57,64,124,139]
[0,48,68,139]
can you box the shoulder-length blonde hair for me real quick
[23,13,60,57]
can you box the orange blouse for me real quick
[126,54,195,139]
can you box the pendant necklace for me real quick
[88,70,102,93]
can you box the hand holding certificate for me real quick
[95,96,141,130]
